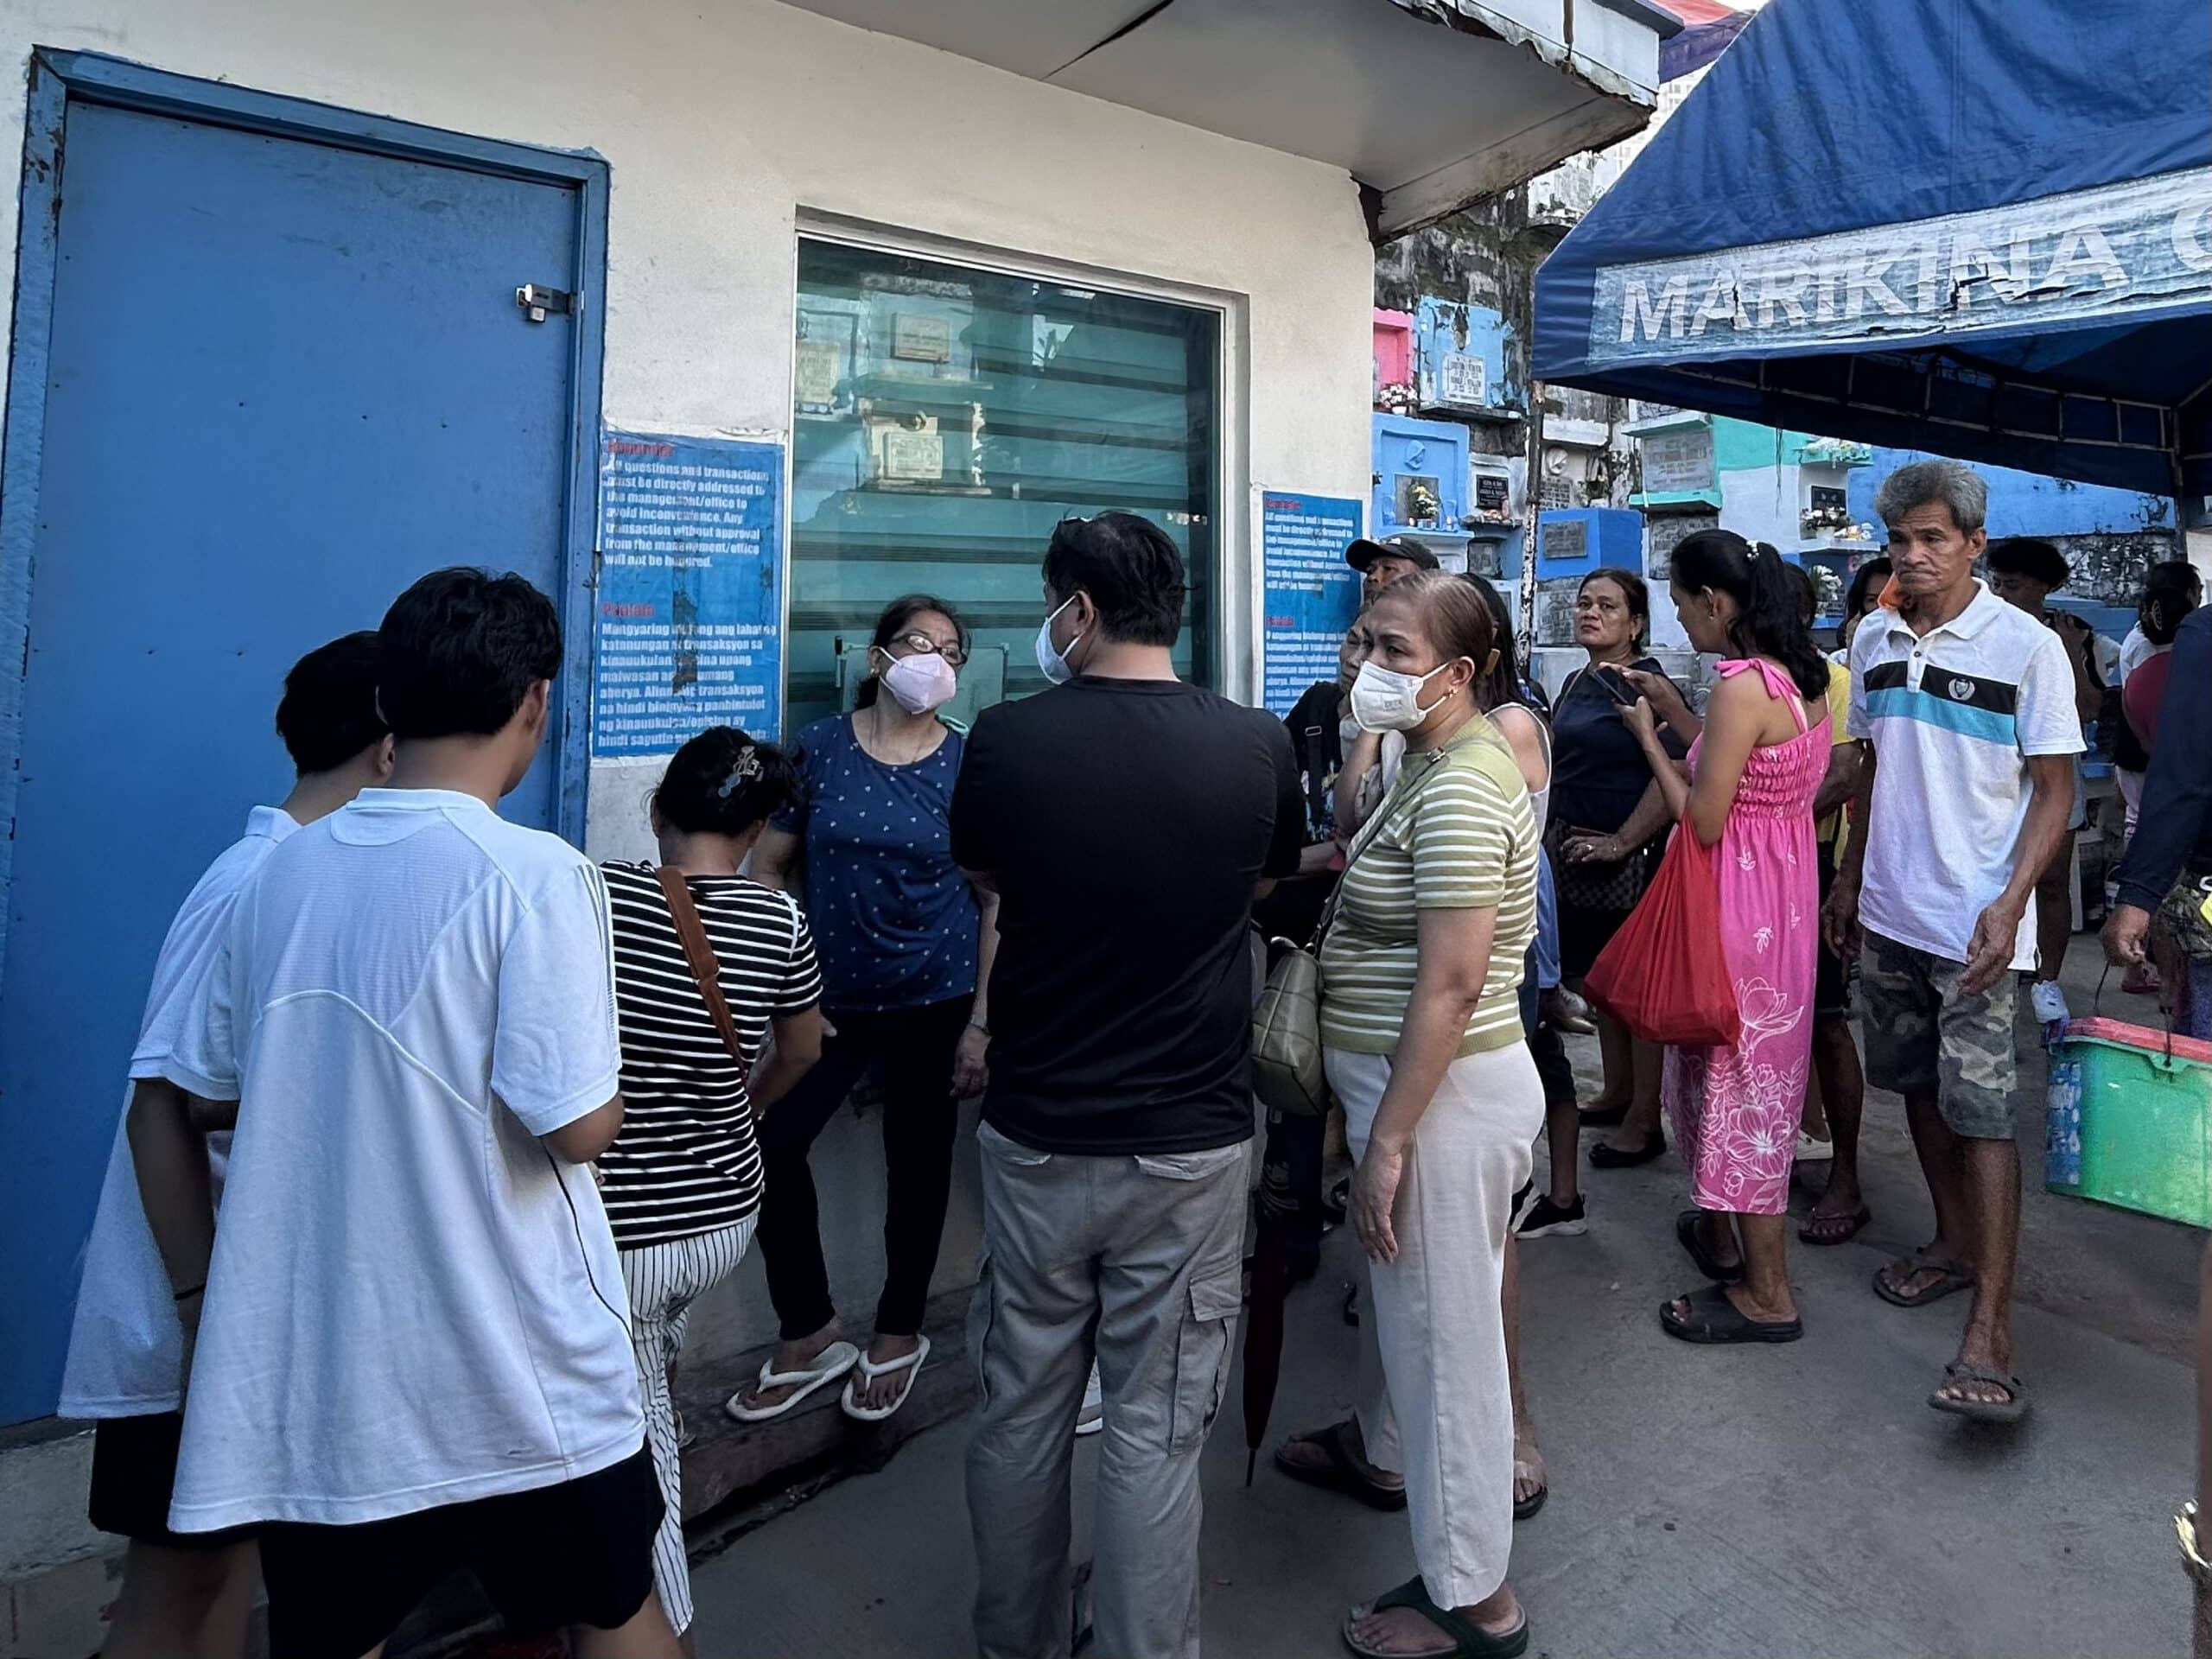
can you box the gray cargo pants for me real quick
[966,1121,1249,1659]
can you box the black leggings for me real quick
[754,995,971,1342]
[1517,947,1578,1108]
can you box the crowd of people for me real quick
[52,472,2212,1659]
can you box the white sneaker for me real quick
[1794,1131,1834,1166]
[1076,1363,1103,1437]
[2030,979,2070,1028]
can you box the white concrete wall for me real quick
[1714,460,1803,554]
[0,0,1375,1471]
[0,0,1376,861]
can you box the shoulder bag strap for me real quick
[655,866,747,1065]
[1307,753,1430,950]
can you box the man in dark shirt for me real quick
[952,512,1301,1659]
[2105,605,2212,1038]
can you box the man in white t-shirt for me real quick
[58,633,389,1659]
[138,569,672,1659]
[1824,461,2080,1427]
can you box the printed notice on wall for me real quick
[1260,491,1364,716]
[592,431,784,757]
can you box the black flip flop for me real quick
[1675,1209,1745,1282]
[1872,1250,1974,1308]
[1798,1205,1872,1246]
[1274,1420,1408,1511]
[1576,1100,1629,1128]
[1660,1282,1802,1344]
[1589,1130,1666,1169]
[1928,1362,2030,1424]
[1344,1576,1529,1659]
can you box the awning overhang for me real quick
[1531,0,2212,499]
[780,0,1675,240]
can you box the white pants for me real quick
[2119,766,2145,846]
[1328,1044,1541,1610]
[620,1219,755,1635]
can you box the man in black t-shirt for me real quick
[951,512,1300,1659]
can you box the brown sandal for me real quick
[1274,1420,1407,1511]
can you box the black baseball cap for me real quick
[1345,536,1441,575]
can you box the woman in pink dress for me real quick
[1621,531,1830,1344]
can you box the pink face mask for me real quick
[877,647,957,714]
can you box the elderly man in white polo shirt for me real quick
[1822,459,2080,1426]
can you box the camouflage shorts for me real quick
[1859,930,2018,1140]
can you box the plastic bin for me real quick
[2044,1016,2212,1227]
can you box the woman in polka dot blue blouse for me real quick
[734,595,999,1424]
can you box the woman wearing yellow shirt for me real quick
[1323,572,1542,1659]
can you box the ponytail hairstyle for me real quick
[854,594,967,710]
[2140,559,2202,645]
[652,726,796,838]
[1671,530,1830,702]
[1458,571,1545,717]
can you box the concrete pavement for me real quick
[687,938,2200,1656]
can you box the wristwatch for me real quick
[2180,1502,2210,1587]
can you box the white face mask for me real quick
[875,647,957,715]
[1349,658,1462,733]
[1034,595,1085,685]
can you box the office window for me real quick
[789,238,1218,729]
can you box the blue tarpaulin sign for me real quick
[1260,491,1363,715]
[592,431,784,756]
[1531,0,2212,498]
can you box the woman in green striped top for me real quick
[1324,572,1545,1659]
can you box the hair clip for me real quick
[715,745,766,798]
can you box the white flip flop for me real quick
[839,1335,931,1423]
[724,1340,860,1423]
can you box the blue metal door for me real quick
[0,86,597,1420]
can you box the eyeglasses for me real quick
[885,629,968,668]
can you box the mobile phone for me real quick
[1596,667,1639,706]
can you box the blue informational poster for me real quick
[1260,490,1364,715]
[592,431,785,757]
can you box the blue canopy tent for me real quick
[1532,0,2212,504]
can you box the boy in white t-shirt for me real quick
[138,569,673,1659]
[58,631,389,1659]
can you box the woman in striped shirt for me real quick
[599,728,825,1643]
[1322,572,1544,1659]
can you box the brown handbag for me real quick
[653,866,751,1082]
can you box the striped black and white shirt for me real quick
[598,861,822,1250]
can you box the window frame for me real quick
[785,213,1249,722]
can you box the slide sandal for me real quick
[1660,1282,1802,1344]
[1675,1210,1745,1283]
[725,1340,860,1423]
[1511,1456,1548,1522]
[1274,1420,1408,1512]
[841,1335,931,1423]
